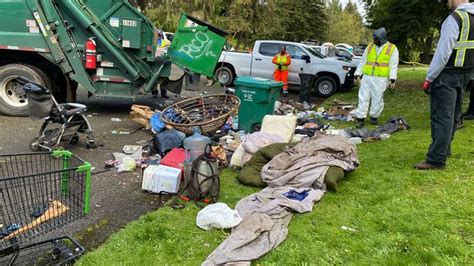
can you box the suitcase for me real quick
[160,148,186,171]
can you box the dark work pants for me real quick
[151,87,167,97]
[427,69,471,165]
[299,73,313,103]
[466,80,474,114]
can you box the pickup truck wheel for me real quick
[0,64,51,116]
[215,66,234,86]
[314,76,337,98]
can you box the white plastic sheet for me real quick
[196,203,242,230]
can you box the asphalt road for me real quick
[0,75,321,252]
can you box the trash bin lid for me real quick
[235,76,283,89]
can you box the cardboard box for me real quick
[142,165,181,194]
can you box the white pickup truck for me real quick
[214,40,356,97]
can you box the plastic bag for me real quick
[150,112,165,134]
[117,156,137,173]
[196,203,242,230]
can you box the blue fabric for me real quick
[155,129,186,155]
[373,27,388,45]
[283,190,309,201]
[163,108,183,124]
[150,112,166,133]
[31,204,48,218]
[0,224,21,239]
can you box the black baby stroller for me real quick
[14,77,96,151]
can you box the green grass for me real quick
[78,67,474,265]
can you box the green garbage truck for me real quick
[0,0,228,116]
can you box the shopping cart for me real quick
[0,150,91,265]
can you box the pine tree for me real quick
[363,0,448,61]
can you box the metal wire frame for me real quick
[161,94,240,135]
[0,151,91,264]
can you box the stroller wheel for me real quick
[52,145,64,151]
[69,135,79,145]
[30,137,42,152]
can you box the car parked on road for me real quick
[311,45,361,68]
[215,40,355,97]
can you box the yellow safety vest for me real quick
[157,39,170,48]
[274,54,290,71]
[362,42,396,77]
[453,10,474,67]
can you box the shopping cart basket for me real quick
[0,150,91,265]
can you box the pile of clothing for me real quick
[203,134,359,265]
[345,116,409,141]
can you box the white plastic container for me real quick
[142,165,182,194]
[196,159,219,194]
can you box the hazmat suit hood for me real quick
[457,2,474,15]
[373,27,388,46]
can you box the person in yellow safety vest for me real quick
[354,27,399,129]
[272,46,292,97]
[155,31,171,54]
[153,31,171,98]
[415,0,474,170]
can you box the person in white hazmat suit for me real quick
[354,28,399,128]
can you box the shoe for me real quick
[463,113,474,120]
[356,118,365,129]
[282,91,288,97]
[414,161,445,170]
[370,117,378,125]
[162,95,170,99]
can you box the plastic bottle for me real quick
[183,127,211,162]
[197,159,219,194]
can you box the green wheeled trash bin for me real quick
[235,76,283,132]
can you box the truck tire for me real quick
[314,76,337,98]
[215,66,234,86]
[0,64,51,116]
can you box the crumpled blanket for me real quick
[345,116,409,140]
[240,132,286,166]
[261,134,359,189]
[203,135,359,266]
[202,187,325,266]
[238,143,298,187]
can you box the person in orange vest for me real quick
[272,46,292,97]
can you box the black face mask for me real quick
[374,38,382,46]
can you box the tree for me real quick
[325,0,368,45]
[224,0,327,48]
[363,0,448,62]
[345,0,360,17]
[144,0,229,32]
[142,0,328,50]
[284,0,327,42]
